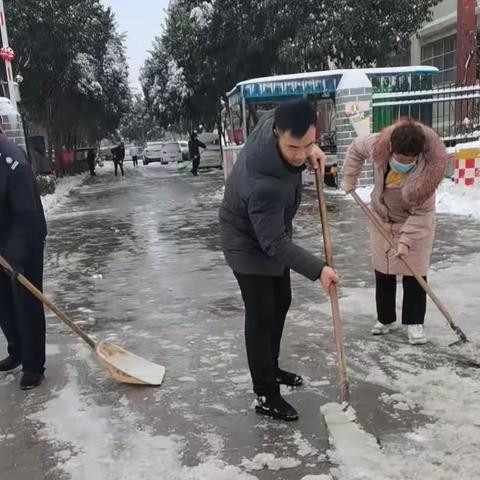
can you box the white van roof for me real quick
[198,132,218,144]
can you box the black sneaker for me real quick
[255,393,299,421]
[276,369,303,387]
[0,356,21,372]
[20,372,44,390]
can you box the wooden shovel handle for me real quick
[315,170,351,404]
[0,255,97,349]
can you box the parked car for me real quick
[198,132,222,169]
[161,141,183,164]
[143,142,164,165]
[178,140,189,162]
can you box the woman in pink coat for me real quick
[341,119,448,345]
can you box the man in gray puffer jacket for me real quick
[219,100,338,421]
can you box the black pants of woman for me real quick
[375,270,427,325]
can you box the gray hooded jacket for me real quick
[218,112,325,280]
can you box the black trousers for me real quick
[234,269,292,396]
[191,156,200,175]
[114,160,124,176]
[0,247,46,373]
[375,270,427,325]
[132,156,138,167]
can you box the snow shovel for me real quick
[315,171,387,462]
[349,191,478,356]
[0,255,166,386]
[177,160,191,172]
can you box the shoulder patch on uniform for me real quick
[11,160,19,171]
[5,156,13,165]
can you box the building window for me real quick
[421,35,456,85]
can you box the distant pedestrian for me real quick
[188,132,206,176]
[111,142,125,177]
[130,145,139,167]
[87,148,96,176]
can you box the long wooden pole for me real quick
[315,170,351,404]
[0,255,97,349]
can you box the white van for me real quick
[198,132,222,169]
[178,140,189,161]
[143,142,164,165]
[161,141,183,164]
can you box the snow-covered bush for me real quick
[37,174,57,196]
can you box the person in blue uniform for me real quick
[0,133,47,390]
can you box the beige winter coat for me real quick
[341,123,448,276]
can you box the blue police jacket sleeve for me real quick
[4,163,42,263]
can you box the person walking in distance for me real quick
[188,131,206,176]
[130,145,139,168]
[87,148,96,176]
[111,141,125,177]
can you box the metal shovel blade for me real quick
[96,341,166,386]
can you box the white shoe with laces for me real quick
[371,321,400,335]
[408,325,427,345]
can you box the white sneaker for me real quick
[371,322,400,335]
[408,325,427,345]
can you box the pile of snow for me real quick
[436,180,480,219]
[241,453,301,471]
[293,432,319,457]
[449,139,480,151]
[41,173,87,216]
[321,403,386,480]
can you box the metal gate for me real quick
[373,84,480,146]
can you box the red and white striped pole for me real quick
[0,0,17,109]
